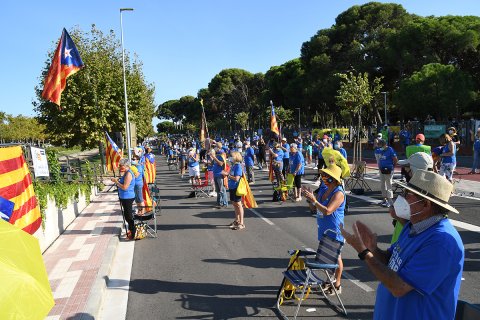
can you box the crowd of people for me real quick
[117,126,470,319]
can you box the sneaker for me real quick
[378,200,386,206]
[313,166,318,170]
[214,205,222,209]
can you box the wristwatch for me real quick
[358,248,371,260]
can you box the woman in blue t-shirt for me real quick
[438,133,456,183]
[111,159,136,240]
[225,151,245,230]
[302,164,346,295]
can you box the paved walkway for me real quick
[43,185,123,320]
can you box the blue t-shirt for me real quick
[212,150,226,177]
[273,148,284,162]
[377,147,397,170]
[228,163,243,190]
[474,137,480,152]
[441,143,456,164]
[374,219,464,320]
[244,147,255,166]
[118,170,135,199]
[399,130,411,146]
[188,153,199,167]
[282,143,290,159]
[289,151,305,175]
[316,185,345,242]
[339,148,347,159]
[134,164,144,186]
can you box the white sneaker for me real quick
[209,192,217,197]
[313,166,318,170]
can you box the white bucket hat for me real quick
[395,170,458,214]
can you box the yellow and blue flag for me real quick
[270,101,279,136]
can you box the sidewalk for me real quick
[42,184,123,320]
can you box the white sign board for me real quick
[30,147,50,178]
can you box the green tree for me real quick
[395,63,476,120]
[34,25,155,149]
[336,71,383,161]
[0,114,47,142]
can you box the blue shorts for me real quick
[134,184,144,203]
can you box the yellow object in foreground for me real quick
[0,219,54,319]
[322,147,351,179]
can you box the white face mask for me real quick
[393,195,424,220]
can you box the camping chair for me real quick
[192,170,211,198]
[167,155,178,171]
[276,229,347,319]
[345,160,371,193]
[134,183,159,238]
[274,173,296,201]
[455,300,480,320]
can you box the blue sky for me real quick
[1,0,479,124]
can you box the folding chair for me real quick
[167,156,178,171]
[134,183,159,238]
[345,160,371,192]
[276,229,347,319]
[192,170,211,198]
[274,173,296,201]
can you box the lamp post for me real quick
[296,108,301,133]
[381,91,387,126]
[120,8,134,162]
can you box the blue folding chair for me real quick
[276,229,347,319]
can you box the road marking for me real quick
[343,272,375,292]
[450,220,480,233]
[249,208,275,225]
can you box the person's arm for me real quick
[341,222,414,297]
[304,189,344,215]
[441,141,455,157]
[112,172,133,191]
[392,156,398,166]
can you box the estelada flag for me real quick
[144,153,156,184]
[0,146,42,234]
[270,102,279,136]
[105,132,122,172]
[241,175,257,208]
[141,176,155,211]
[199,99,208,142]
[42,28,84,107]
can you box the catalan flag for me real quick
[42,28,84,107]
[105,132,122,172]
[144,153,156,184]
[241,174,257,208]
[142,176,154,212]
[270,102,279,136]
[199,99,208,142]
[0,146,42,234]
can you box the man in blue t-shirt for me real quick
[243,141,256,184]
[341,170,464,320]
[377,139,398,207]
[280,137,290,177]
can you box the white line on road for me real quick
[249,208,275,225]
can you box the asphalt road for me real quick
[126,159,480,320]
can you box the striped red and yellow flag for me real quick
[241,175,257,208]
[0,146,42,234]
[141,176,154,211]
[268,158,274,182]
[144,154,156,184]
[270,104,279,136]
[105,132,122,172]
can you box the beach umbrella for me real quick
[0,219,54,319]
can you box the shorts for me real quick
[134,184,144,203]
[229,189,242,202]
[188,165,200,177]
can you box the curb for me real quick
[82,216,122,319]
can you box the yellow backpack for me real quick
[278,250,311,305]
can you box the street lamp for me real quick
[381,91,387,126]
[295,108,301,133]
[120,8,134,162]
